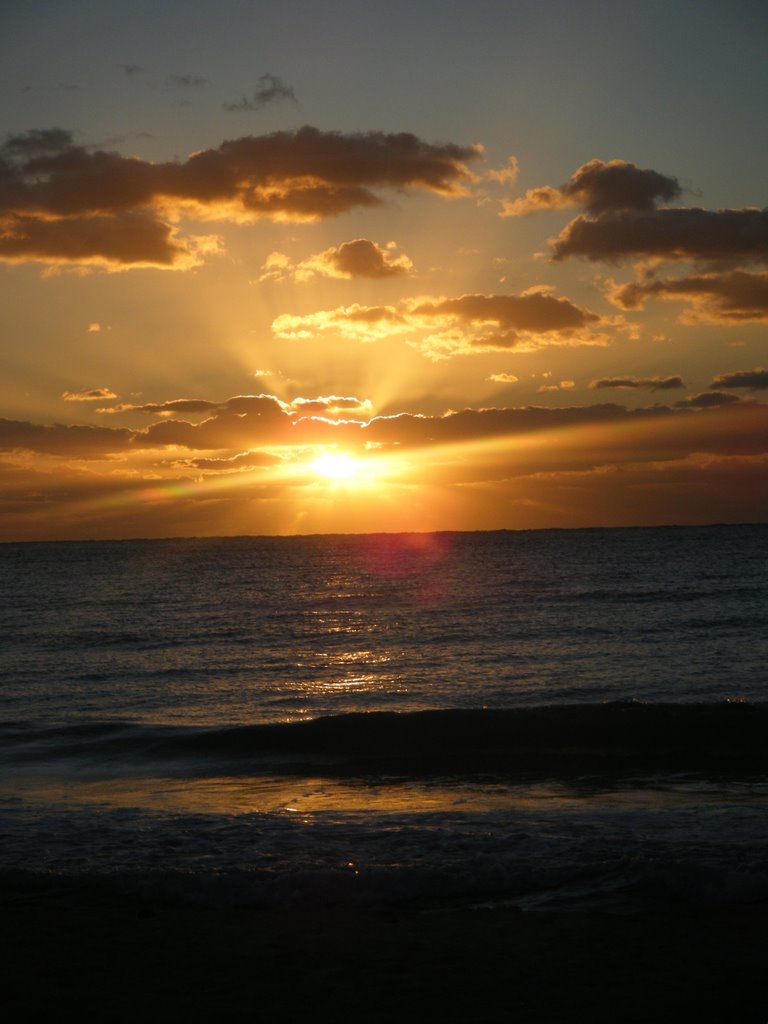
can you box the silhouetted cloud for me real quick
[590,375,685,391]
[610,270,768,321]
[0,417,133,456]
[504,157,768,268]
[0,127,481,268]
[503,159,681,217]
[223,74,297,111]
[554,207,768,265]
[675,391,742,408]
[710,368,768,390]
[62,387,117,401]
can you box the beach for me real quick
[3,529,768,1021]
[3,883,766,1022]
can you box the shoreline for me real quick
[3,888,766,1022]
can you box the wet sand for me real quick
[2,885,766,1022]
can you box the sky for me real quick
[1,0,767,540]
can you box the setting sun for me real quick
[311,452,360,481]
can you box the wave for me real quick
[4,702,768,775]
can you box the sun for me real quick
[311,452,359,481]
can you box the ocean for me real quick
[2,524,768,914]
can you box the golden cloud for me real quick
[272,290,604,358]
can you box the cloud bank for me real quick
[0,127,481,269]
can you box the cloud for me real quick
[62,387,117,401]
[0,127,481,269]
[609,270,768,322]
[101,398,222,415]
[553,207,768,265]
[407,291,603,360]
[185,450,282,471]
[223,74,297,111]
[710,368,768,390]
[0,417,134,456]
[122,64,142,77]
[589,375,686,391]
[259,238,413,282]
[537,380,575,393]
[168,74,210,88]
[0,211,209,269]
[488,373,519,384]
[289,395,372,415]
[503,159,681,217]
[504,157,768,269]
[675,391,742,408]
[4,393,768,491]
[486,156,519,185]
[272,289,604,359]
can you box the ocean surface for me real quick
[2,524,768,912]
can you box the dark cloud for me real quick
[590,376,685,391]
[223,74,297,112]
[62,387,117,401]
[0,211,194,268]
[610,270,768,321]
[710,368,768,390]
[503,159,681,217]
[313,238,412,278]
[504,157,768,269]
[0,127,480,268]
[0,418,133,456]
[168,75,210,88]
[675,392,742,408]
[122,64,142,77]
[553,207,768,265]
[411,292,599,332]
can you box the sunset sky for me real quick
[2,0,767,540]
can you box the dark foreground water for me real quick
[2,525,767,911]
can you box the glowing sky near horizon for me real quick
[1,0,767,540]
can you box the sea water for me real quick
[2,525,767,911]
